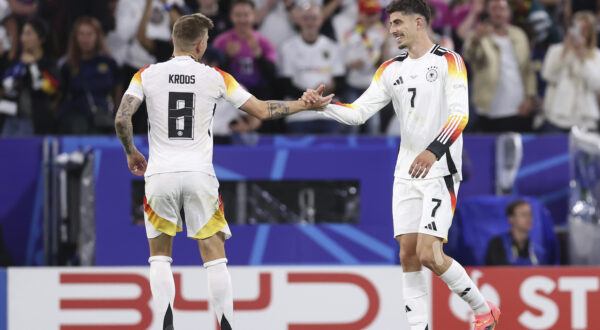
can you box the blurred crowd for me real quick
[0,0,598,140]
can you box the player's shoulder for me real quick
[210,66,235,84]
[429,45,463,61]
[429,45,466,71]
[373,53,408,83]
[378,52,409,72]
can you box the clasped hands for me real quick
[299,84,334,110]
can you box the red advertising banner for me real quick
[432,267,600,330]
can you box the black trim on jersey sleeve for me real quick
[426,140,446,160]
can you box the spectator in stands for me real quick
[463,0,537,133]
[196,0,231,42]
[320,0,347,41]
[342,0,386,134]
[1,18,59,136]
[279,3,345,134]
[137,0,182,62]
[508,0,560,52]
[59,16,121,134]
[564,0,599,21]
[485,200,551,266]
[429,0,474,50]
[200,46,261,144]
[213,0,277,100]
[254,0,299,51]
[456,0,485,45]
[540,11,600,132]
[0,1,19,62]
[329,0,359,43]
[107,0,182,134]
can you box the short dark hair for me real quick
[385,0,432,24]
[506,200,529,217]
[231,0,255,11]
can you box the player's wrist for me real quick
[426,141,445,161]
[125,145,138,156]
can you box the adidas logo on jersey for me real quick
[393,76,404,86]
[424,221,438,231]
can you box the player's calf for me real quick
[149,256,175,330]
[205,258,234,329]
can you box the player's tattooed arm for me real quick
[114,95,142,155]
[239,86,333,120]
[266,101,290,119]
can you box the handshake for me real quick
[298,84,335,111]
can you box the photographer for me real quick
[540,11,600,132]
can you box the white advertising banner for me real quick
[8,266,431,330]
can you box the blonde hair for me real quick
[573,11,597,58]
[172,13,214,51]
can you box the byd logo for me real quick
[59,272,380,330]
[434,268,600,330]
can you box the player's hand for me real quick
[300,84,334,110]
[409,150,436,179]
[127,149,147,176]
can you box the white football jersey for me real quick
[323,45,469,180]
[124,56,252,177]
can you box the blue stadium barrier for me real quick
[0,135,569,266]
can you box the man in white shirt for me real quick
[303,1,500,329]
[279,3,346,133]
[463,0,537,132]
[343,0,387,133]
[114,13,331,330]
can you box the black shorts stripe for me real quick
[443,174,455,195]
[446,152,458,175]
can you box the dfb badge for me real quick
[426,66,438,82]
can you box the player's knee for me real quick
[399,248,418,265]
[417,250,437,270]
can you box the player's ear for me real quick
[416,16,425,30]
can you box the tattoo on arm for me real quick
[267,101,290,119]
[115,95,141,155]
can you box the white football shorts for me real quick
[143,172,231,240]
[392,175,460,241]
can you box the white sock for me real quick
[205,258,234,329]
[439,260,490,315]
[402,271,429,330]
[149,256,175,329]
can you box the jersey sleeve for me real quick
[214,67,252,109]
[426,52,469,160]
[321,59,393,125]
[124,65,148,100]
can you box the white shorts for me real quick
[392,175,460,241]
[143,172,232,240]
